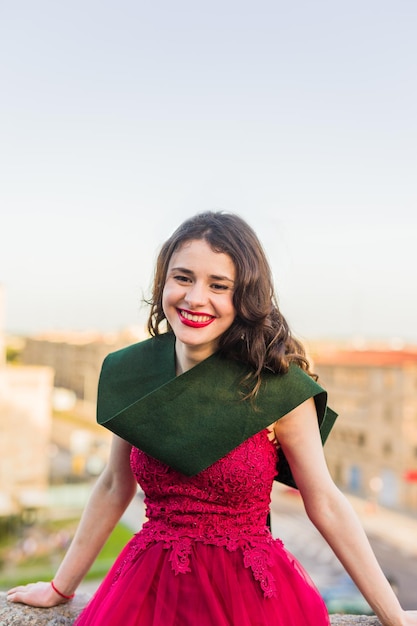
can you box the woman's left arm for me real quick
[274,397,417,626]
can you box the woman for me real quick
[7,211,417,625]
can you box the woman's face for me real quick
[162,239,236,363]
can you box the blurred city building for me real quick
[312,346,417,512]
[0,286,54,517]
[5,285,417,515]
[19,326,148,482]
[21,326,147,403]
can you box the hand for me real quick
[401,611,417,626]
[7,581,71,608]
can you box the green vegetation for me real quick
[5,336,25,363]
[0,518,133,589]
[84,523,133,581]
[5,346,21,363]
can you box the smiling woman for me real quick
[7,212,417,626]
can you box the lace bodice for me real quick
[118,429,281,597]
[131,427,277,536]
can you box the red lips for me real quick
[177,309,215,328]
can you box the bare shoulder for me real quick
[273,397,318,442]
[101,434,134,481]
[273,397,335,496]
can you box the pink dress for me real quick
[74,430,330,625]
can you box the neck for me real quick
[175,342,215,375]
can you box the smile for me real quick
[178,309,215,328]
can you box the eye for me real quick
[211,283,229,291]
[173,274,192,283]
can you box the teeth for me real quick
[181,310,212,323]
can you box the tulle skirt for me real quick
[74,537,330,626]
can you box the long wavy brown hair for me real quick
[147,211,316,397]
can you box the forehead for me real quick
[168,239,235,274]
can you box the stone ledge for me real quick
[0,592,382,625]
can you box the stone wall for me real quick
[0,592,383,625]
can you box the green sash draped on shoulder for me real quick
[97,332,338,488]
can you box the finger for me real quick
[7,585,28,593]
[7,587,34,600]
[6,592,22,603]
[7,591,45,608]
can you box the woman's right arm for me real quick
[7,434,138,607]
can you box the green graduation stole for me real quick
[97,332,338,488]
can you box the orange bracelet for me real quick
[50,580,75,600]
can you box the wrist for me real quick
[50,580,75,601]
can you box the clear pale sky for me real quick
[1,1,416,343]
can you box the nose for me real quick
[184,281,208,308]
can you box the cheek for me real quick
[162,284,177,315]
[225,296,236,318]
[161,287,168,315]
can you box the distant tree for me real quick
[6,346,21,363]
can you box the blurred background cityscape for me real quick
[1,283,416,612]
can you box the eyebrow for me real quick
[169,267,235,284]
